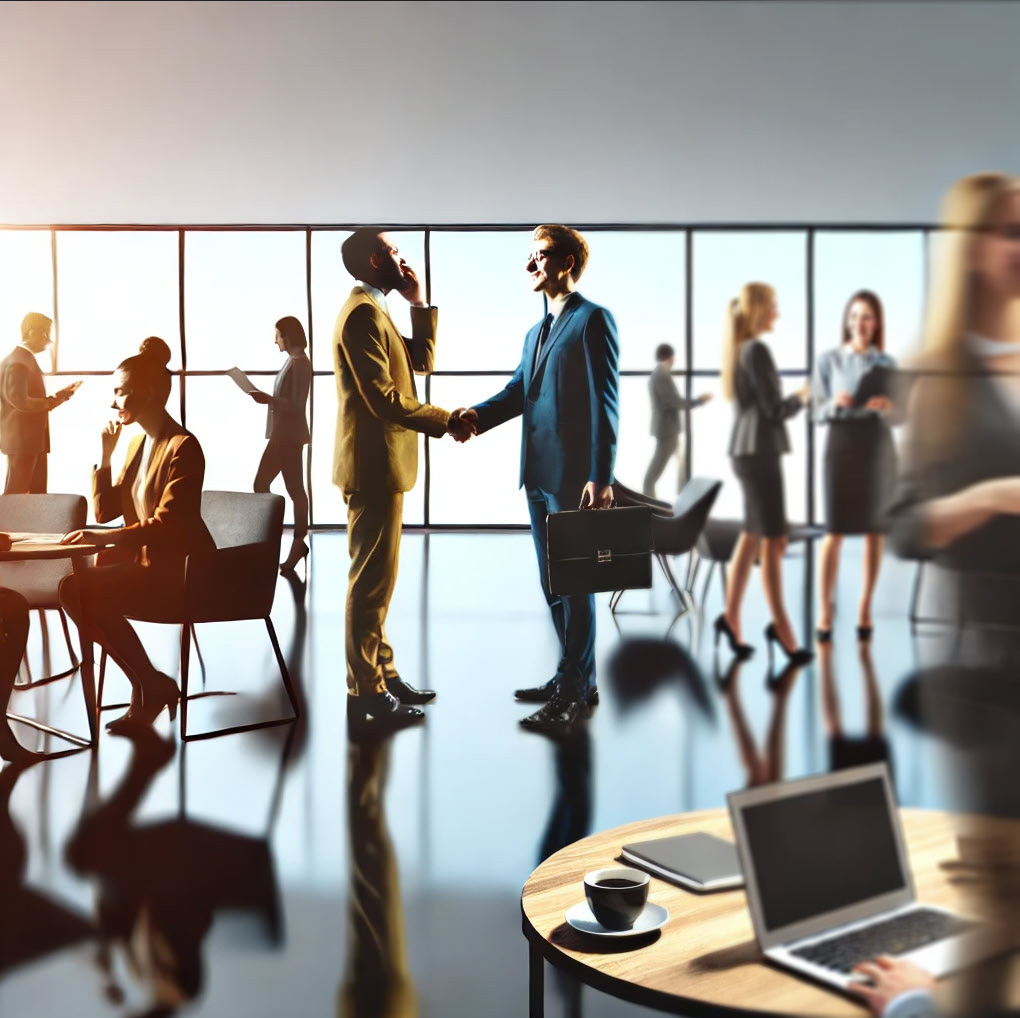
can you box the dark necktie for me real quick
[533,313,553,372]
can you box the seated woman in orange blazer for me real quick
[59,337,214,732]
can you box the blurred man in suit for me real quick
[333,231,472,731]
[643,343,711,498]
[0,313,78,493]
[454,225,620,736]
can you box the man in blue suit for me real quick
[455,225,620,735]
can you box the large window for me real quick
[0,225,932,528]
[0,230,53,349]
[56,230,181,370]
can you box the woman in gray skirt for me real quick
[813,290,899,643]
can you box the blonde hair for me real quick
[721,283,775,400]
[925,172,1020,361]
[911,172,1020,461]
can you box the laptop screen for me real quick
[740,775,906,932]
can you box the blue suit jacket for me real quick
[473,292,620,498]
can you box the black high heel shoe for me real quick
[764,623,814,669]
[713,615,755,659]
[106,672,180,734]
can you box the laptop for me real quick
[727,763,1004,993]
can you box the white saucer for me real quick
[565,900,669,937]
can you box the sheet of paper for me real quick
[227,367,263,395]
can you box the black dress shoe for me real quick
[519,696,589,737]
[515,679,599,706]
[514,678,559,702]
[347,691,424,733]
[385,675,436,705]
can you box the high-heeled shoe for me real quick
[280,539,309,574]
[856,625,873,642]
[713,615,755,658]
[764,623,814,668]
[106,672,179,733]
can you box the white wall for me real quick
[0,0,1017,224]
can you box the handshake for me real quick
[447,407,479,444]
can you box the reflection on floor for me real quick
[0,531,956,1017]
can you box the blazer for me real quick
[332,287,449,496]
[728,339,803,457]
[473,292,620,497]
[266,354,311,444]
[0,345,49,456]
[649,362,699,440]
[93,429,215,572]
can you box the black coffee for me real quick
[595,878,640,888]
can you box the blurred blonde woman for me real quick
[714,283,812,666]
[887,173,1020,603]
[858,174,1020,1016]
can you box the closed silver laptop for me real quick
[727,764,1004,993]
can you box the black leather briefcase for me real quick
[546,506,653,596]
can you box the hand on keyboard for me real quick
[847,956,936,1015]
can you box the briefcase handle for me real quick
[577,496,619,510]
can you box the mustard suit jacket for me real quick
[332,287,449,496]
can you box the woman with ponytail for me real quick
[59,337,214,732]
[714,283,812,666]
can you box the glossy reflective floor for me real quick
[1,532,960,1017]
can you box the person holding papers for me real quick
[247,316,311,573]
[812,291,899,643]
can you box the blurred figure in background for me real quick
[855,173,1020,1016]
[0,312,79,493]
[813,291,900,643]
[642,342,711,498]
[252,315,311,573]
[714,283,812,665]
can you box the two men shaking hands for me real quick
[334,224,619,735]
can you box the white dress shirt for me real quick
[356,281,392,320]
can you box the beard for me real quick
[382,260,407,292]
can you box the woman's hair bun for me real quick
[138,336,172,367]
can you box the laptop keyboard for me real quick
[791,908,977,975]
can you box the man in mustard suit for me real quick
[0,312,78,493]
[333,230,470,730]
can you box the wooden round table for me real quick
[521,808,1020,1017]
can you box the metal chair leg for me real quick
[266,617,300,721]
[685,549,700,594]
[191,622,207,688]
[909,561,924,630]
[179,621,191,739]
[14,608,80,688]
